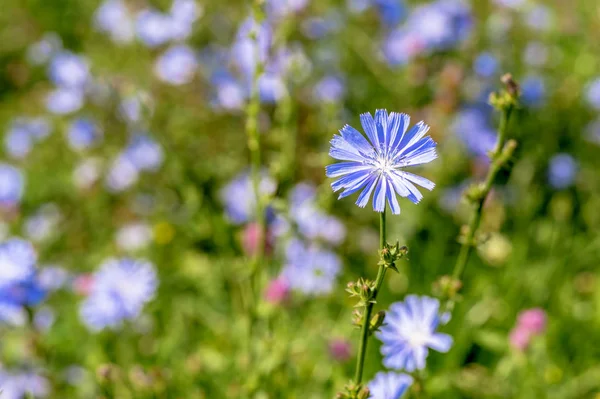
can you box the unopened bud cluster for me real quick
[337,382,370,399]
[489,73,520,111]
[378,242,408,273]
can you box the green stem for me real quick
[450,105,514,285]
[354,209,388,384]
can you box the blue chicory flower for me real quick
[154,45,198,85]
[377,295,453,371]
[0,164,24,207]
[220,170,277,225]
[548,153,577,190]
[48,52,89,89]
[520,75,546,108]
[281,239,341,295]
[326,110,437,214]
[45,87,85,115]
[80,258,157,331]
[67,118,102,151]
[313,75,345,103]
[94,0,136,44]
[473,52,498,78]
[368,371,413,399]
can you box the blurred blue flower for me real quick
[34,306,56,331]
[313,75,345,103]
[373,0,406,27]
[258,73,286,103]
[0,238,37,290]
[4,118,51,158]
[520,75,546,108]
[5,125,32,159]
[135,9,174,47]
[347,0,371,14]
[48,52,89,89]
[220,170,277,224]
[383,29,425,66]
[493,0,525,9]
[0,370,50,398]
[267,0,309,19]
[368,371,413,399]
[106,154,139,192]
[473,52,498,78]
[289,183,346,246]
[37,266,69,292]
[169,0,201,41]
[45,88,85,115]
[548,153,577,189]
[124,135,164,172]
[0,164,24,207]
[211,73,247,110]
[154,45,197,85]
[281,239,341,295]
[451,106,496,157]
[26,32,62,65]
[231,17,272,83]
[585,78,600,110]
[407,0,472,51]
[24,204,61,243]
[378,295,453,371]
[526,5,552,31]
[67,118,102,151]
[80,258,157,331]
[301,13,343,40]
[94,0,135,44]
[326,110,437,214]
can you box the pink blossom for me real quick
[264,277,290,304]
[242,222,273,257]
[509,326,532,351]
[517,308,547,335]
[328,338,352,362]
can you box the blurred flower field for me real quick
[1,0,600,397]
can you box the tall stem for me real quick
[354,208,388,384]
[246,2,266,308]
[450,105,514,284]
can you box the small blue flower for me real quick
[526,5,552,31]
[67,118,102,151]
[520,75,546,108]
[135,9,174,47]
[220,170,277,225]
[523,42,548,68]
[313,75,345,103]
[368,371,413,399]
[373,0,406,27]
[585,78,600,110]
[451,106,496,157]
[0,370,50,398]
[48,52,89,89]
[154,45,197,86]
[45,87,85,115]
[124,135,164,172]
[0,238,37,290]
[289,183,346,246]
[378,295,453,371]
[0,164,24,206]
[326,110,437,214]
[80,258,157,331]
[231,17,272,82]
[473,52,498,78]
[94,0,135,44]
[281,239,341,295]
[548,153,577,189]
[106,154,139,192]
[26,32,62,65]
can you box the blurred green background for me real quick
[1,0,600,398]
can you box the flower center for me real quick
[373,154,394,175]
[404,326,430,348]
